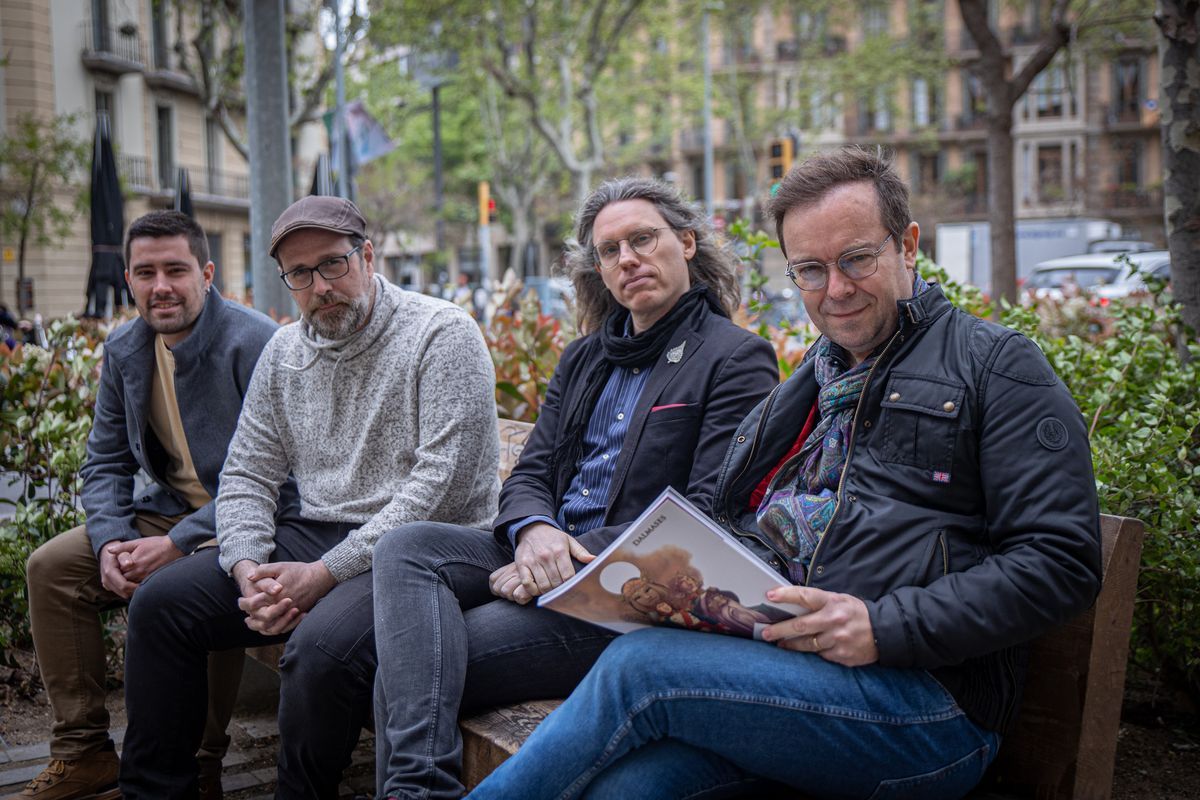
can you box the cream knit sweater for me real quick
[216,276,500,581]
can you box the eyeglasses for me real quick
[278,246,360,290]
[593,227,670,270]
[785,234,895,292]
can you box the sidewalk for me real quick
[0,714,376,799]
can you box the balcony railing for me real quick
[80,21,143,72]
[116,154,250,201]
[1102,102,1156,129]
[958,24,1044,52]
[117,154,155,191]
[192,169,251,200]
[1102,186,1162,210]
[954,113,987,131]
[822,36,847,56]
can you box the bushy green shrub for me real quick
[0,317,106,657]
[486,290,574,422]
[1005,288,1199,706]
[927,251,1200,704]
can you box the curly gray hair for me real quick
[562,177,743,334]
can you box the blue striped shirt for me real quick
[508,361,653,546]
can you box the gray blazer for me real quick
[81,290,279,555]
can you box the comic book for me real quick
[538,487,806,639]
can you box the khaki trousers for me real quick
[26,514,243,763]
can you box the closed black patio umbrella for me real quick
[173,166,224,293]
[310,154,335,196]
[173,165,195,218]
[84,114,130,318]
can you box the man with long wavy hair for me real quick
[371,177,779,800]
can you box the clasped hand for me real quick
[100,536,184,600]
[232,559,337,636]
[489,523,593,605]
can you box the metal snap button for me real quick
[889,392,900,402]
[943,401,955,412]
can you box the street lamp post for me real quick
[432,82,445,252]
[243,0,294,317]
[702,7,714,219]
[328,0,350,199]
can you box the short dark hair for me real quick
[563,177,742,334]
[124,211,209,268]
[766,145,910,259]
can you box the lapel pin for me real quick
[666,340,686,364]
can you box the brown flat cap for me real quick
[269,196,367,258]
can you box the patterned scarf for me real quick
[756,272,931,583]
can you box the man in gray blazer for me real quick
[15,211,278,800]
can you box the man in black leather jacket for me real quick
[467,147,1102,800]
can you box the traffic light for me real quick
[768,137,794,182]
[478,181,490,227]
[479,181,499,225]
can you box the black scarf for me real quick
[551,283,726,499]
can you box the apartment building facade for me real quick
[0,0,325,320]
[651,1,1163,283]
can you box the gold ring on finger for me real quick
[812,634,821,651]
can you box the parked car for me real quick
[1092,250,1171,302]
[1086,239,1156,255]
[1025,251,1171,302]
[523,275,575,320]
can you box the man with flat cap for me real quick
[119,196,501,799]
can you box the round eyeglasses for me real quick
[593,227,670,270]
[785,234,895,291]
[279,246,361,290]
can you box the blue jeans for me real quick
[467,628,1000,800]
[373,522,616,799]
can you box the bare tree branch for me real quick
[1009,0,1072,98]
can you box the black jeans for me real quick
[119,513,376,800]
[372,522,617,800]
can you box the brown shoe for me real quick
[197,759,222,800]
[5,750,120,800]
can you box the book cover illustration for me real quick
[539,487,805,639]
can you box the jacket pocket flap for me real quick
[880,373,965,419]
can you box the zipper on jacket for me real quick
[804,328,903,586]
[719,383,790,559]
[720,382,782,516]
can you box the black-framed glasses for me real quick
[278,246,361,290]
[785,233,895,291]
[593,227,670,270]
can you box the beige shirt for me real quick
[149,334,212,510]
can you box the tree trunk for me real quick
[1157,0,1200,345]
[987,115,1018,305]
[17,161,38,316]
[509,204,533,277]
[576,166,593,210]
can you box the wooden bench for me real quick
[459,514,1145,799]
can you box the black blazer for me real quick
[494,304,779,553]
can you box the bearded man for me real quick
[118,196,501,799]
